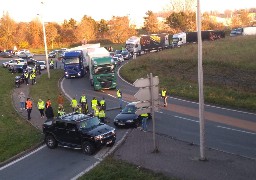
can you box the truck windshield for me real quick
[78,117,101,130]
[93,64,115,75]
[125,44,134,48]
[172,38,179,42]
[63,57,79,64]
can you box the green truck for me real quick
[86,47,117,90]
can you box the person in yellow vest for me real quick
[94,105,100,118]
[91,97,99,111]
[100,97,106,110]
[57,105,65,117]
[80,93,88,114]
[75,104,82,113]
[141,113,149,132]
[98,108,106,123]
[116,89,122,108]
[24,71,29,85]
[30,70,36,85]
[161,88,167,107]
[70,97,78,112]
[37,99,45,118]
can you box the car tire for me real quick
[45,135,58,149]
[82,141,95,155]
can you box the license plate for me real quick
[71,76,75,78]
[118,123,125,125]
[106,140,112,145]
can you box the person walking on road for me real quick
[18,91,26,110]
[30,70,36,85]
[116,89,122,108]
[37,99,45,118]
[71,97,78,112]
[45,105,54,120]
[141,113,149,132]
[161,88,167,107]
[25,98,33,120]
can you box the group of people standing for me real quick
[70,94,107,123]
[18,91,54,121]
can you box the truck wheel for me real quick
[45,135,58,149]
[82,142,95,155]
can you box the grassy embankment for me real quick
[120,36,256,111]
[80,157,173,180]
[0,67,42,162]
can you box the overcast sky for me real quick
[1,0,255,26]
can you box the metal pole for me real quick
[41,1,50,79]
[150,73,158,152]
[196,0,205,160]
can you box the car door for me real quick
[54,121,68,142]
[65,123,81,145]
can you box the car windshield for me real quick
[121,105,136,114]
[78,117,101,130]
[121,51,128,55]
[93,64,115,74]
[38,61,45,65]
[63,57,79,64]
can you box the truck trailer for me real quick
[125,33,170,55]
[86,47,117,90]
[230,27,256,36]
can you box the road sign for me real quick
[133,76,159,88]
[134,86,159,101]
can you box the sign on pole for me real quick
[133,74,159,152]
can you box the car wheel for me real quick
[45,135,58,149]
[82,141,95,155]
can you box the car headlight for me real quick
[114,119,118,122]
[94,135,103,141]
[65,71,68,74]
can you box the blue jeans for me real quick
[142,117,148,131]
[20,102,25,109]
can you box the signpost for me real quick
[133,73,159,152]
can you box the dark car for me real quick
[121,50,132,60]
[43,112,116,155]
[114,102,151,128]
[0,51,13,58]
[9,64,27,73]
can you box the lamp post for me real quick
[40,1,50,79]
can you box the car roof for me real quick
[58,113,92,123]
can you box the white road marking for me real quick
[0,145,46,171]
[173,115,199,123]
[217,126,256,135]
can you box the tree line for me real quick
[0,4,254,50]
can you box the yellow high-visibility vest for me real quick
[99,110,105,118]
[37,101,45,109]
[71,99,77,108]
[81,95,86,103]
[161,90,166,97]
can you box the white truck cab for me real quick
[172,32,186,47]
[125,36,141,55]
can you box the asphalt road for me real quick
[1,55,256,179]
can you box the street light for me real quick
[39,1,50,79]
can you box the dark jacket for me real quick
[45,106,54,119]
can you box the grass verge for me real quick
[120,36,256,111]
[0,67,42,162]
[79,157,174,180]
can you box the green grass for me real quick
[0,67,42,162]
[79,157,174,180]
[120,36,256,111]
